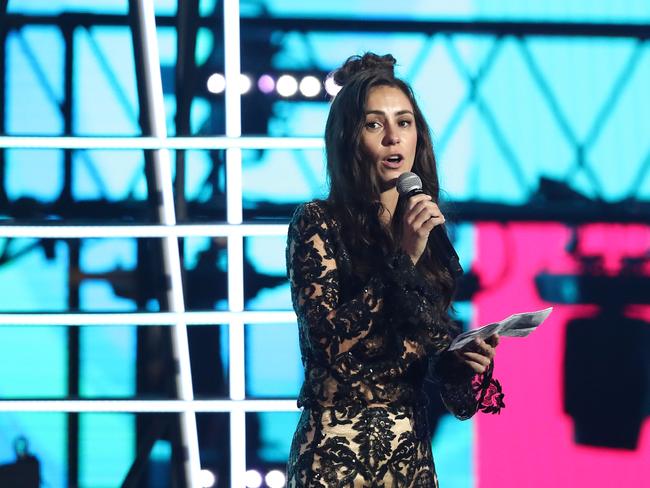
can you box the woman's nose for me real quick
[383,125,400,145]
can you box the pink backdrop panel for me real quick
[473,223,650,488]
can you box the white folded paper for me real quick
[448,307,553,351]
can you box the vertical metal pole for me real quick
[223,1,247,486]
[62,22,80,488]
[174,0,199,223]
[0,0,8,205]
[134,1,201,486]
[67,240,80,488]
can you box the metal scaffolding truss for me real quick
[3,14,650,208]
[0,1,249,486]
[2,5,650,488]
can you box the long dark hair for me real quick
[324,53,455,308]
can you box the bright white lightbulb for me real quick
[276,75,298,97]
[239,74,252,94]
[299,76,321,97]
[206,73,226,94]
[244,469,263,488]
[257,74,275,94]
[199,469,216,488]
[324,76,342,97]
[265,469,286,488]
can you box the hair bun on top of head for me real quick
[332,52,396,87]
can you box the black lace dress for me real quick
[286,201,504,488]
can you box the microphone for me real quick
[396,172,464,278]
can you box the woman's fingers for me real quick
[467,338,497,356]
[404,193,431,213]
[406,200,444,233]
[477,339,496,359]
[407,198,439,217]
[462,351,492,366]
[456,336,499,374]
[413,207,444,232]
[460,355,489,374]
[400,194,444,264]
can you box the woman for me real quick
[286,53,505,487]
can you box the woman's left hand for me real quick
[454,334,499,374]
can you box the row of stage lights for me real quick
[199,467,286,488]
[244,468,286,488]
[206,72,342,98]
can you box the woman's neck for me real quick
[379,187,399,226]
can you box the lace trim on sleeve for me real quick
[472,361,505,414]
[433,351,505,419]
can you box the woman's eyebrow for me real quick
[364,109,414,116]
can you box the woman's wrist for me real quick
[437,350,475,382]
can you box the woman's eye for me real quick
[398,119,412,127]
[365,121,381,130]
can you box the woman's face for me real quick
[360,85,417,190]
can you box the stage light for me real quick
[199,469,216,488]
[245,469,263,488]
[258,74,275,94]
[265,469,286,488]
[239,74,252,94]
[276,75,298,97]
[324,76,342,97]
[207,73,226,94]
[299,76,321,97]
[208,72,330,98]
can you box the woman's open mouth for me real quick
[382,154,403,168]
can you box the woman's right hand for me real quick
[400,193,445,265]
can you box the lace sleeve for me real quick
[286,202,413,365]
[389,282,505,419]
[432,348,505,420]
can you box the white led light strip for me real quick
[0,135,324,150]
[137,0,200,484]
[0,400,298,413]
[0,224,288,238]
[224,1,248,485]
[0,311,297,326]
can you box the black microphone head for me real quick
[396,172,422,196]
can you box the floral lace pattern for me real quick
[286,201,504,487]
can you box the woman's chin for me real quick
[379,176,399,192]
[379,169,406,188]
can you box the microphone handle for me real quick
[431,225,464,278]
[406,189,464,278]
